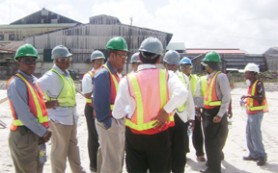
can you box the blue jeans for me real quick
[246,112,267,158]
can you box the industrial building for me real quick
[0,8,277,79]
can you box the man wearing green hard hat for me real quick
[93,36,128,173]
[7,44,52,173]
[200,51,231,173]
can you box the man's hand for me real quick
[228,110,233,119]
[39,130,52,144]
[152,108,169,129]
[213,115,222,123]
[195,107,202,121]
[188,120,195,131]
[45,100,59,109]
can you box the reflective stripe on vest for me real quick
[204,71,222,108]
[189,74,199,96]
[246,80,268,112]
[125,69,174,131]
[85,70,96,104]
[48,69,76,107]
[103,64,119,111]
[200,76,207,97]
[8,74,49,129]
[176,71,187,113]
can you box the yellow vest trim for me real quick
[103,64,119,110]
[12,74,48,126]
[189,74,199,96]
[204,71,222,106]
[176,71,187,113]
[125,69,173,130]
[248,80,268,111]
[50,69,76,107]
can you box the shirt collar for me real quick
[208,70,217,78]
[106,61,117,74]
[53,64,70,76]
[137,64,157,71]
[17,70,36,82]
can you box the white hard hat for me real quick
[163,50,180,65]
[242,63,260,73]
[90,50,105,61]
[51,45,72,59]
[139,37,163,56]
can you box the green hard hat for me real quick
[14,44,39,61]
[202,51,221,63]
[105,36,128,52]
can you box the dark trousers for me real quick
[125,127,171,173]
[169,114,189,173]
[202,108,228,173]
[84,104,99,171]
[192,115,205,156]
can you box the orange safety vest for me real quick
[125,68,174,135]
[103,64,120,111]
[246,80,268,114]
[7,73,49,131]
[204,71,222,109]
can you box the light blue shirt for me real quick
[38,65,78,125]
[7,70,47,137]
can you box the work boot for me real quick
[197,155,206,162]
[257,157,267,166]
[243,156,258,161]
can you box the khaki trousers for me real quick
[95,118,125,173]
[50,121,85,173]
[9,126,43,173]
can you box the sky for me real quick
[0,0,278,54]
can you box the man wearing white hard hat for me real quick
[81,50,105,172]
[241,63,268,166]
[38,45,86,173]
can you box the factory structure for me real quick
[0,8,277,79]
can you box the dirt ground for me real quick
[0,83,277,173]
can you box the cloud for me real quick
[0,0,278,54]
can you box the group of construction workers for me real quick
[6,35,268,173]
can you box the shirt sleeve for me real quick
[186,80,195,121]
[217,73,231,117]
[93,69,112,128]
[193,79,204,107]
[112,77,136,119]
[164,71,188,114]
[8,78,47,137]
[81,73,93,95]
[37,72,62,98]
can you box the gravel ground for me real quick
[0,85,278,173]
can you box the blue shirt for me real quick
[7,70,47,137]
[93,62,118,129]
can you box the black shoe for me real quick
[200,169,211,173]
[220,152,224,160]
[200,168,220,173]
[257,157,267,166]
[243,156,258,161]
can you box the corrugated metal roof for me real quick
[0,41,24,53]
[166,42,185,50]
[185,49,246,54]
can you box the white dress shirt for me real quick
[38,65,78,125]
[175,71,195,122]
[81,69,93,95]
[112,64,187,120]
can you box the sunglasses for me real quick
[20,58,36,65]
